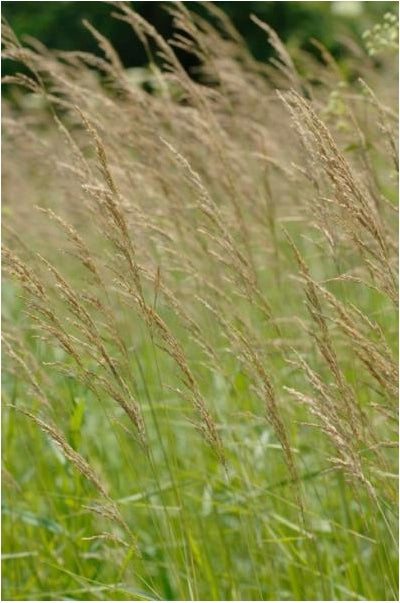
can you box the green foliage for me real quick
[363,11,399,56]
[2,1,398,66]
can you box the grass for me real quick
[2,3,398,600]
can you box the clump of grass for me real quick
[2,3,398,600]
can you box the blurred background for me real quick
[2,1,398,78]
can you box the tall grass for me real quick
[2,3,398,600]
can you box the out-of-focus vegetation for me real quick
[1,1,398,75]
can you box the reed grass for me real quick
[2,3,398,600]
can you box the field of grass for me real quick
[2,3,398,601]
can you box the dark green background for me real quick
[2,1,397,70]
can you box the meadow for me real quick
[2,3,398,600]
